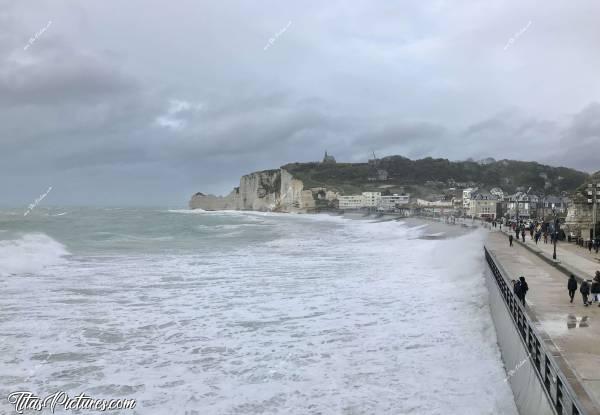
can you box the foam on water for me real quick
[0,210,518,414]
[0,233,69,276]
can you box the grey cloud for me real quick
[2,0,600,206]
[459,110,558,161]
[352,121,447,159]
[545,102,600,172]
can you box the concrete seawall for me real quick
[484,242,600,415]
[485,248,555,415]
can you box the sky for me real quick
[1,0,600,206]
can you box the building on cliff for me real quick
[322,151,336,164]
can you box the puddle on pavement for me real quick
[543,314,591,336]
[567,314,589,329]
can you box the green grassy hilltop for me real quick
[282,156,589,198]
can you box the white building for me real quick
[338,191,389,210]
[362,192,382,207]
[379,194,410,211]
[417,199,453,208]
[462,187,478,209]
[338,195,363,209]
[417,199,454,215]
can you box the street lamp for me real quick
[553,209,559,260]
[587,182,599,242]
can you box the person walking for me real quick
[522,229,525,243]
[513,279,521,299]
[580,279,591,306]
[518,276,528,304]
[509,234,513,246]
[591,273,600,306]
[568,274,578,303]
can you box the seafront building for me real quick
[537,195,569,217]
[337,195,364,210]
[505,192,534,220]
[337,192,410,211]
[416,199,454,215]
[362,192,382,208]
[462,187,477,210]
[379,194,410,211]
[468,190,500,219]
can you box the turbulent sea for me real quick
[0,208,518,414]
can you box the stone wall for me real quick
[565,195,596,238]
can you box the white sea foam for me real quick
[0,213,517,414]
[167,208,206,213]
[0,233,69,276]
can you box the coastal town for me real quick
[293,152,600,247]
[190,151,600,247]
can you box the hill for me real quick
[282,156,589,198]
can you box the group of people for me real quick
[512,272,600,308]
[510,221,558,245]
[569,271,600,307]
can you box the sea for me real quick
[0,207,518,414]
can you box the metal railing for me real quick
[485,247,587,415]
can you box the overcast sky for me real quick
[2,0,599,206]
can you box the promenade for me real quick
[486,231,600,412]
[499,226,600,281]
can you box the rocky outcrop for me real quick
[189,190,241,210]
[189,168,319,212]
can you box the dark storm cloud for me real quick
[1,0,600,205]
[0,50,138,107]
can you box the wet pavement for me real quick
[486,231,600,411]
[499,227,600,278]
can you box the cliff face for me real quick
[189,168,315,212]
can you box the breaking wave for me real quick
[0,233,70,276]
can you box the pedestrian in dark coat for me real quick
[591,274,600,306]
[568,275,577,303]
[513,279,521,298]
[509,234,513,247]
[518,276,528,304]
[522,230,525,243]
[581,280,591,306]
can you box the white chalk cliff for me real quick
[189,168,320,212]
